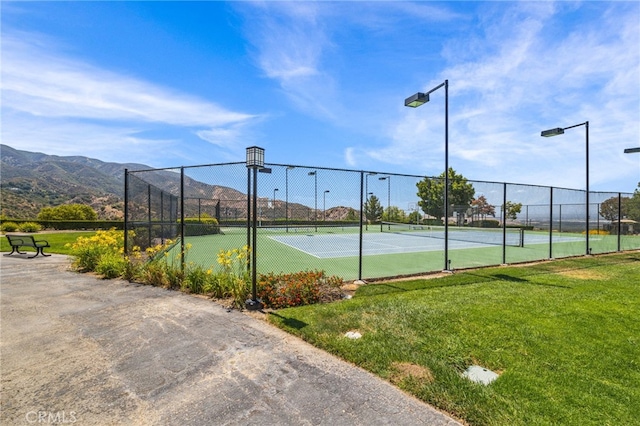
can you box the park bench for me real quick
[4,234,51,258]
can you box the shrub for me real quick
[257,270,344,309]
[38,204,98,221]
[66,229,125,272]
[95,251,127,279]
[214,246,250,308]
[18,222,42,233]
[139,240,184,288]
[1,222,19,232]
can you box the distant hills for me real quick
[1,145,351,221]
[1,145,141,219]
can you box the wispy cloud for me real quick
[381,2,639,190]
[1,31,261,161]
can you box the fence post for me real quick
[180,167,185,271]
[147,184,152,250]
[124,169,129,255]
[247,167,251,272]
[502,183,507,265]
[549,187,554,260]
[358,171,364,280]
[617,193,622,251]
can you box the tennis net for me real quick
[380,221,524,247]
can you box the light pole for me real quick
[624,147,640,153]
[379,176,390,223]
[308,171,317,231]
[323,190,330,221]
[541,121,590,255]
[405,79,450,271]
[273,188,279,222]
[245,146,265,311]
[364,173,377,230]
[285,166,295,231]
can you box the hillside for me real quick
[0,145,327,221]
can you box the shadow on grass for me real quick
[268,312,308,330]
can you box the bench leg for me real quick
[27,247,50,258]
[3,247,26,256]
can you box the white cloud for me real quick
[1,32,261,156]
[378,2,639,190]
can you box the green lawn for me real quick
[1,231,96,255]
[267,252,640,425]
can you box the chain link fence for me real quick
[125,163,639,282]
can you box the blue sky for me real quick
[2,1,639,193]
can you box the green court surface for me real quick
[172,226,640,281]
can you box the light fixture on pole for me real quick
[245,146,265,311]
[405,79,450,271]
[308,171,317,231]
[624,147,640,154]
[323,190,330,221]
[541,121,590,255]
[273,188,279,222]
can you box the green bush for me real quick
[95,252,127,279]
[38,204,98,221]
[1,222,19,232]
[18,222,42,233]
[183,217,221,236]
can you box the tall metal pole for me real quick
[444,79,449,271]
[123,169,129,255]
[585,121,590,255]
[247,168,251,271]
[251,167,258,303]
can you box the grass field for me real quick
[267,252,640,425]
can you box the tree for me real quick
[416,168,475,222]
[382,206,406,223]
[345,208,358,221]
[407,210,421,224]
[363,195,384,223]
[626,182,640,222]
[471,195,496,221]
[37,204,98,221]
[504,201,522,221]
[599,196,630,221]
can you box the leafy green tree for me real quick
[626,183,640,222]
[407,210,421,224]
[37,204,98,221]
[416,168,475,222]
[382,206,406,223]
[364,195,384,223]
[504,201,523,220]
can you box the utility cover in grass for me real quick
[344,331,362,339]
[463,365,499,385]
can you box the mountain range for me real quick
[1,145,250,220]
[1,145,352,221]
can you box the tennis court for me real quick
[175,224,634,281]
[267,223,581,259]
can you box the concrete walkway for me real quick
[0,254,461,425]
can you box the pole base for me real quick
[245,299,264,311]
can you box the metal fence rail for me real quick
[125,163,639,281]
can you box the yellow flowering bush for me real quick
[66,229,127,272]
